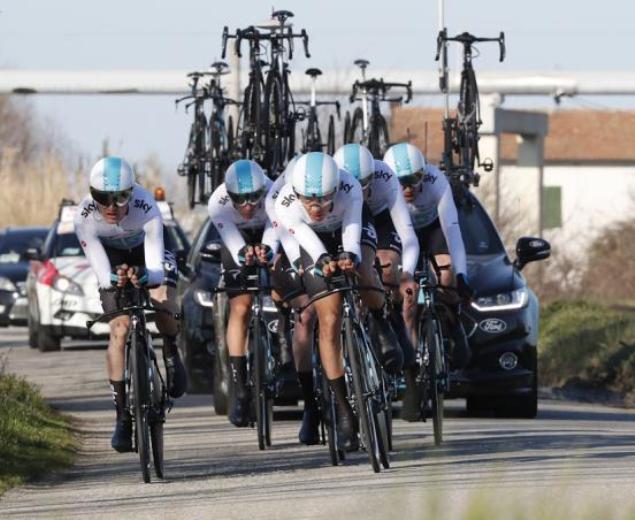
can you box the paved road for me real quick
[2,326,635,520]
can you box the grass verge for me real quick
[0,368,76,495]
[539,300,635,402]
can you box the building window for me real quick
[543,186,562,229]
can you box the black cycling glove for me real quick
[456,273,475,300]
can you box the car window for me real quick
[53,232,84,257]
[0,230,47,263]
[457,195,506,256]
[188,218,220,265]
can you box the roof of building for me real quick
[390,107,635,164]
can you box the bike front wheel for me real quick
[130,330,151,483]
[344,316,381,473]
[426,317,445,446]
[252,318,273,450]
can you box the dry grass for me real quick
[0,147,84,227]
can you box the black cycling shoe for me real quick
[369,313,403,375]
[111,415,133,453]
[165,354,187,398]
[400,366,423,422]
[298,405,321,445]
[229,394,251,427]
[337,406,359,452]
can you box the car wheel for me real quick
[37,325,61,352]
[27,307,38,349]
[466,396,491,415]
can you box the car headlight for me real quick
[194,289,214,308]
[471,288,528,312]
[0,276,17,292]
[52,276,84,296]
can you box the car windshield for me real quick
[0,230,47,263]
[457,196,506,256]
[54,232,84,258]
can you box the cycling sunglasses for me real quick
[360,175,373,190]
[398,169,424,188]
[228,188,266,206]
[294,188,337,207]
[90,187,133,208]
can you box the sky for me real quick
[0,0,634,177]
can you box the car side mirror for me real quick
[24,247,42,261]
[200,242,222,263]
[514,236,551,271]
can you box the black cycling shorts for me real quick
[299,210,376,299]
[99,243,178,313]
[415,218,449,267]
[271,251,305,302]
[372,208,402,254]
[220,227,264,299]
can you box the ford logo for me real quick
[479,318,507,334]
[267,319,279,334]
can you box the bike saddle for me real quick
[354,59,370,69]
[211,61,229,73]
[272,9,294,20]
[305,68,322,78]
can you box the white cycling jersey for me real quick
[274,170,363,263]
[364,160,419,276]
[265,166,302,265]
[406,164,467,276]
[74,184,164,289]
[207,179,278,265]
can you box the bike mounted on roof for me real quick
[222,9,310,177]
[345,59,413,158]
[435,29,505,197]
[176,65,241,208]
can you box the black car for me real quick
[177,217,299,415]
[0,227,48,326]
[450,191,550,418]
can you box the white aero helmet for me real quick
[89,157,135,207]
[333,143,374,187]
[291,152,340,198]
[383,143,426,182]
[282,154,300,183]
[225,159,267,205]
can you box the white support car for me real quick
[26,196,190,352]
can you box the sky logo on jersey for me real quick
[134,199,153,214]
[281,193,297,207]
[374,170,392,182]
[339,181,353,193]
[422,172,436,184]
[81,202,98,218]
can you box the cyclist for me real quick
[265,156,321,445]
[383,143,474,420]
[207,159,277,428]
[334,144,419,369]
[274,152,401,450]
[74,157,186,453]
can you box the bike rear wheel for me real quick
[149,350,165,479]
[326,115,335,155]
[263,72,285,175]
[349,107,365,146]
[343,111,352,144]
[369,114,390,158]
[458,69,480,172]
[130,330,151,483]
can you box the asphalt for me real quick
[2,326,635,520]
